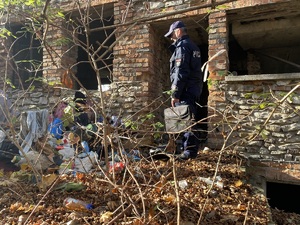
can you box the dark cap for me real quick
[164,21,186,38]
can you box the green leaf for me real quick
[54,182,85,192]
[163,89,174,96]
[29,85,35,92]
[153,122,164,130]
[124,120,138,130]
[5,79,16,89]
[48,80,61,86]
[260,129,270,140]
[244,93,253,99]
[254,125,260,130]
[217,70,226,76]
[250,105,259,109]
[153,133,161,140]
[207,78,213,89]
[57,11,65,18]
[0,28,14,38]
[216,5,229,10]
[259,103,267,109]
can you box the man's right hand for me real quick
[171,98,180,107]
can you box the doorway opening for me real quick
[267,181,300,214]
[151,17,209,140]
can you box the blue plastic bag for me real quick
[48,118,64,139]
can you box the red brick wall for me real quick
[113,0,171,121]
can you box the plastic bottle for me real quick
[63,197,93,211]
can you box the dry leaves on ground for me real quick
[0,149,300,224]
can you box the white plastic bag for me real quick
[74,151,98,173]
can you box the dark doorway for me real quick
[267,181,300,214]
[76,15,115,90]
[152,18,209,141]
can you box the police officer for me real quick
[164,21,204,160]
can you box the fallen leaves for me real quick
[235,179,243,187]
[0,149,299,224]
[38,173,58,190]
[10,202,44,213]
[163,194,176,204]
[100,211,113,223]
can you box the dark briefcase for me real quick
[164,105,192,133]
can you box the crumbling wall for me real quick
[224,74,300,161]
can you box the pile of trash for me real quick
[0,91,141,183]
[10,113,140,175]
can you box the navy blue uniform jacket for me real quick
[169,35,203,100]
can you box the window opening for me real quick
[76,16,115,90]
[229,15,300,75]
[10,24,43,89]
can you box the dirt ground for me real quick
[1,149,300,225]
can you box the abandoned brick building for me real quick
[1,0,300,212]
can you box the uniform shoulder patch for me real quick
[175,58,182,67]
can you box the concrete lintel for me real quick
[225,73,300,82]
